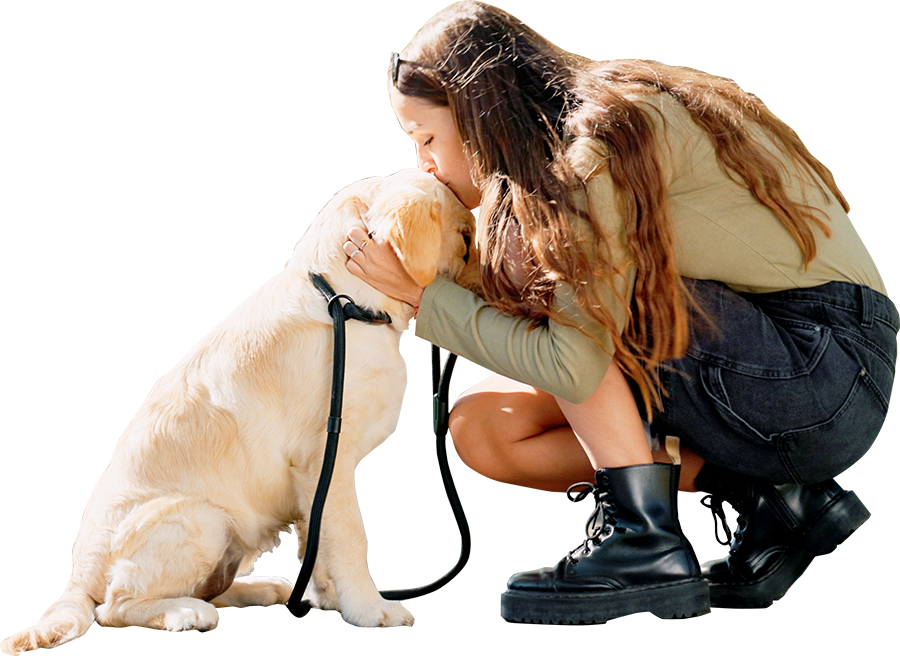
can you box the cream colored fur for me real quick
[1,169,476,654]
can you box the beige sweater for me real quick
[415,92,885,404]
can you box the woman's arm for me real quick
[415,275,613,404]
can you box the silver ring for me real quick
[360,239,369,250]
[349,248,361,258]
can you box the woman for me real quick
[343,1,897,624]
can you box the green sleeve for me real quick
[414,276,613,405]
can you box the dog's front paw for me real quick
[342,599,414,628]
[378,600,415,627]
[306,576,341,612]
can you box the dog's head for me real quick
[365,169,476,289]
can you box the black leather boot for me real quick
[696,463,870,608]
[501,463,710,624]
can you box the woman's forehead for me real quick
[390,88,451,133]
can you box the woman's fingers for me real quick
[345,227,371,251]
[344,228,401,284]
[343,226,377,280]
[343,227,424,306]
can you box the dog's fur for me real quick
[1,169,476,654]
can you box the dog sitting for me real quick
[1,169,476,654]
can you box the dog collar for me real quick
[308,273,392,325]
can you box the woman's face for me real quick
[389,87,481,210]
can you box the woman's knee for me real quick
[448,382,566,477]
[448,392,501,473]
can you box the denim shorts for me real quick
[650,279,899,485]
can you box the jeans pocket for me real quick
[696,321,833,444]
[698,362,819,445]
[775,369,887,483]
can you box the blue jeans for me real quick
[652,279,898,484]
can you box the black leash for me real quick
[287,273,470,617]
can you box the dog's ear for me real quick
[370,187,443,288]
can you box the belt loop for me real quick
[860,285,875,328]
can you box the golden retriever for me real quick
[1,169,475,654]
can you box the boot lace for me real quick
[701,494,733,546]
[701,485,758,553]
[703,474,759,552]
[566,480,616,556]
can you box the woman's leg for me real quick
[450,365,706,491]
[554,363,651,469]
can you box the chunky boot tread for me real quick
[502,578,710,624]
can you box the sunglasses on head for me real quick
[390,51,440,86]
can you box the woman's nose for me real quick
[416,155,437,175]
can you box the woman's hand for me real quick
[343,226,425,308]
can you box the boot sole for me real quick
[500,579,710,625]
[709,490,870,609]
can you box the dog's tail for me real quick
[1,582,96,655]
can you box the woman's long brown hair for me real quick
[395,0,847,413]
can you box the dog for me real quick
[1,169,476,654]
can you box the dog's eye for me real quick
[462,232,471,264]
